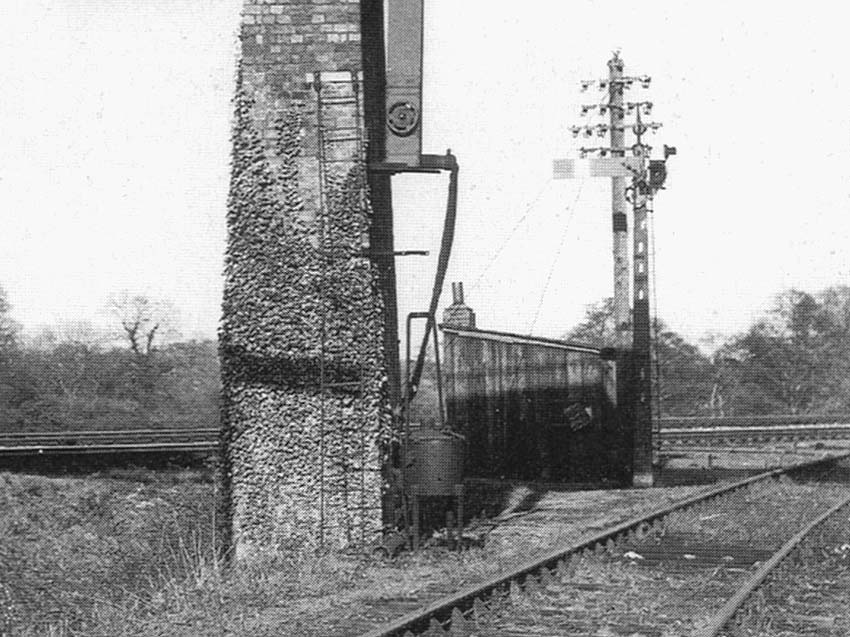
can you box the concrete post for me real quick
[608,54,631,349]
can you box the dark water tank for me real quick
[407,428,465,496]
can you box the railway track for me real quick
[660,415,850,429]
[359,453,850,637]
[661,423,850,446]
[0,428,218,456]
[698,490,850,636]
[3,418,849,458]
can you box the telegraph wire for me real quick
[467,179,553,293]
[528,179,586,334]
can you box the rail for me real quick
[660,414,850,428]
[358,452,850,637]
[3,416,850,458]
[0,428,218,456]
[661,422,850,444]
[696,491,850,637]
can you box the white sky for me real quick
[2,1,850,346]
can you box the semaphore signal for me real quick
[553,51,675,487]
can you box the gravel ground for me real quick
[7,453,848,636]
[129,483,719,637]
[719,499,850,636]
[463,468,850,637]
[235,484,721,636]
[111,456,848,636]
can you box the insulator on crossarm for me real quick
[584,127,593,138]
[599,105,608,115]
[597,125,608,137]
[640,76,651,89]
[599,148,608,157]
[581,105,591,116]
[631,143,644,157]
[599,81,608,91]
[570,126,581,138]
[643,102,653,115]
[581,81,592,92]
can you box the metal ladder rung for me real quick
[322,136,363,144]
[320,157,364,164]
[316,78,360,84]
[322,380,363,389]
[319,97,359,106]
[318,126,362,134]
[307,77,362,85]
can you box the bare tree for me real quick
[109,294,179,358]
[108,294,180,409]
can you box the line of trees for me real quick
[0,287,219,432]
[566,286,850,416]
[1,283,848,431]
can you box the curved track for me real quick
[698,491,850,636]
[360,453,850,637]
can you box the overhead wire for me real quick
[466,179,553,294]
[528,179,586,334]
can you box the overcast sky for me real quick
[2,1,849,347]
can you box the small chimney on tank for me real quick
[443,281,476,328]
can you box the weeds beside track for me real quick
[698,492,850,636]
[360,453,850,637]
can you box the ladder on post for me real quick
[311,70,371,548]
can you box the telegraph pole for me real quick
[631,118,675,486]
[608,54,631,349]
[562,55,672,488]
[555,55,643,348]
[630,107,653,487]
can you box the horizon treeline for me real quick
[564,285,850,416]
[0,290,219,432]
[1,284,849,431]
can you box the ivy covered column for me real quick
[219,1,392,557]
